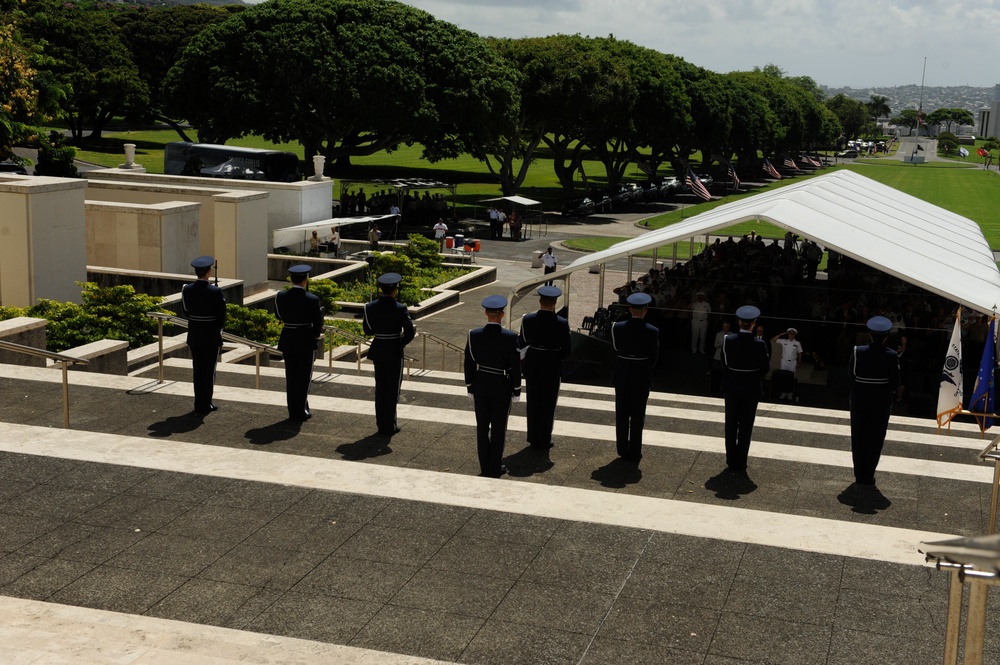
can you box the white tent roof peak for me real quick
[479,195,541,207]
[512,170,1000,314]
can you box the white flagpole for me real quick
[937,307,964,431]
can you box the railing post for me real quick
[327,329,333,375]
[441,345,446,372]
[422,333,427,369]
[357,343,362,375]
[61,361,70,428]
[254,347,262,390]
[157,317,164,384]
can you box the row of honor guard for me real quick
[180,262,419,435]
[182,257,326,421]
[182,259,896,489]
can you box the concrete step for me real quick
[1,361,996,663]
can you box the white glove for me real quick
[466,392,474,401]
[511,394,521,404]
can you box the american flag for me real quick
[727,163,740,190]
[637,161,655,176]
[762,158,781,179]
[686,167,712,201]
[803,154,822,168]
[783,156,797,170]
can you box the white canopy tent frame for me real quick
[509,170,1000,317]
[478,195,545,240]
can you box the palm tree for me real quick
[867,95,891,133]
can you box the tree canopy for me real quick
[162,0,518,173]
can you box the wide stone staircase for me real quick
[1,356,998,664]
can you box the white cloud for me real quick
[396,0,1000,87]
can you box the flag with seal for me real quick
[936,308,964,429]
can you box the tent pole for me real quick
[598,264,606,310]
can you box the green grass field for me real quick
[72,129,1000,249]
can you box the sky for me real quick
[395,0,1000,89]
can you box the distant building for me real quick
[977,84,1000,138]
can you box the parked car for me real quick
[836,149,859,159]
[0,162,29,175]
[561,197,595,217]
[591,192,612,213]
[659,176,681,198]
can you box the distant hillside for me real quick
[821,84,994,117]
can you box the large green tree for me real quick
[163,0,518,174]
[20,0,148,142]
[926,107,975,134]
[826,93,868,140]
[116,4,240,141]
[586,38,689,188]
[0,21,39,161]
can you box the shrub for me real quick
[33,131,79,178]
[223,303,281,346]
[0,306,27,321]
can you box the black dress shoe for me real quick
[195,404,219,414]
[379,426,402,436]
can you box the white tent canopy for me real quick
[512,170,1000,314]
[479,195,542,207]
[271,215,393,249]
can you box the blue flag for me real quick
[969,318,996,431]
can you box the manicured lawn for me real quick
[71,130,1000,248]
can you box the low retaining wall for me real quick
[0,317,47,367]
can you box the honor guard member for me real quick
[182,256,226,414]
[721,305,770,474]
[517,285,572,449]
[276,265,325,421]
[611,292,659,461]
[849,316,900,485]
[465,295,521,478]
[363,272,416,436]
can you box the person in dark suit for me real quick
[849,316,900,485]
[611,292,660,462]
[363,272,416,436]
[722,305,770,474]
[181,256,226,414]
[275,265,325,421]
[465,295,521,478]
[517,285,572,449]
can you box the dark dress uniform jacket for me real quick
[275,287,324,419]
[465,323,522,477]
[181,279,226,411]
[721,330,770,470]
[363,296,416,433]
[518,310,572,447]
[611,317,659,459]
[849,343,900,483]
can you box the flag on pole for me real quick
[685,167,712,201]
[783,156,797,170]
[969,318,996,431]
[805,154,822,168]
[727,163,740,190]
[762,158,781,179]
[937,308,964,429]
[637,161,655,176]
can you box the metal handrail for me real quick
[321,324,416,378]
[146,312,281,390]
[420,332,463,373]
[0,339,89,428]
